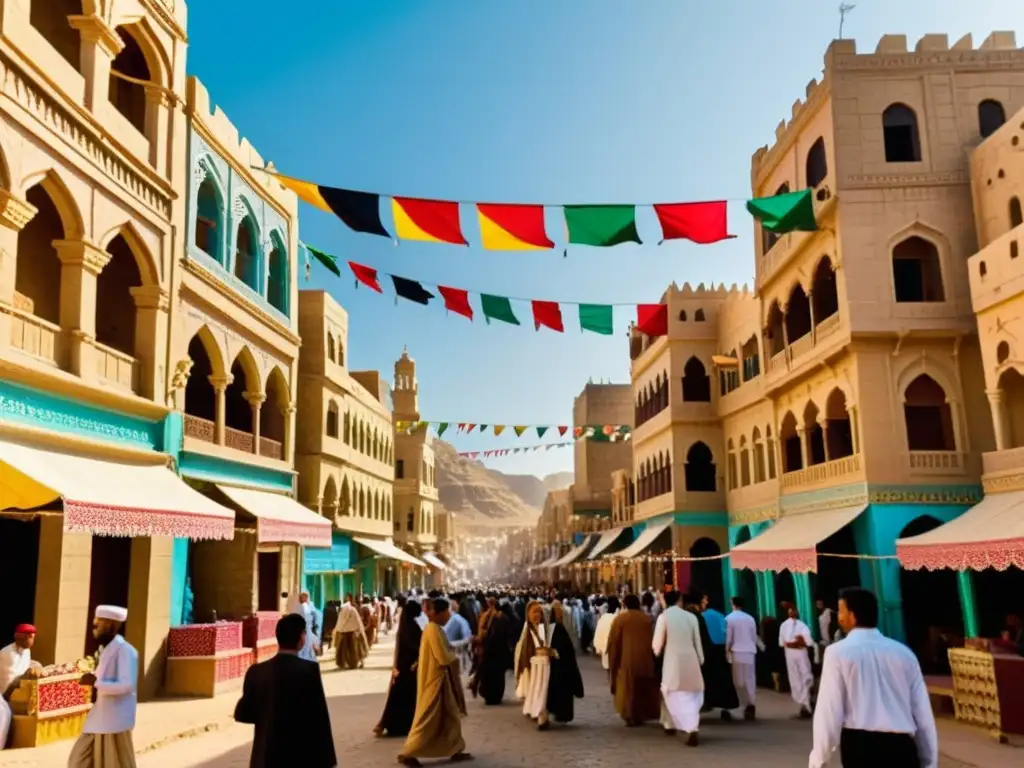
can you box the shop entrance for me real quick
[0,516,40,647]
[86,535,132,656]
[257,551,281,611]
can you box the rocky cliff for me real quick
[433,439,573,528]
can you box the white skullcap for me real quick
[95,605,128,623]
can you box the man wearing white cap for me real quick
[68,605,138,768]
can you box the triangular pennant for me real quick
[536,426,549,438]
[348,261,383,293]
[479,425,488,433]
[514,426,528,437]
[304,244,342,276]
[558,426,568,437]
[457,423,467,433]
[466,424,476,434]
[493,425,506,436]
[436,423,449,437]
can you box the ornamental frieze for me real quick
[867,484,982,505]
[728,504,778,526]
[843,171,969,189]
[0,391,155,447]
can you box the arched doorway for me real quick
[184,332,217,428]
[96,234,143,358]
[690,537,724,612]
[16,183,65,327]
[899,515,963,673]
[684,442,716,492]
[811,523,860,620]
[260,367,288,459]
[682,357,711,402]
[732,527,758,618]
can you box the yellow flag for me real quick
[514,426,528,437]
[493,425,506,436]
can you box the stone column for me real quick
[986,389,1010,451]
[948,398,965,454]
[797,427,809,469]
[126,537,174,702]
[282,403,297,464]
[69,14,124,113]
[820,418,831,461]
[244,392,266,455]
[145,87,171,174]
[53,240,111,380]
[849,405,860,454]
[0,189,38,347]
[33,517,92,666]
[129,285,169,401]
[209,374,233,445]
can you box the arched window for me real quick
[785,283,812,343]
[811,256,838,324]
[267,234,288,314]
[741,335,760,381]
[678,310,687,321]
[998,369,1024,449]
[326,333,336,362]
[407,509,415,532]
[694,309,706,322]
[326,402,339,438]
[752,427,766,484]
[1010,197,1023,230]
[805,137,828,188]
[682,356,711,402]
[109,28,150,134]
[322,476,337,517]
[184,333,217,424]
[31,1,82,71]
[882,104,922,162]
[978,100,1006,138]
[825,388,854,459]
[339,477,350,516]
[96,234,143,358]
[343,411,350,443]
[225,355,255,441]
[766,426,777,479]
[804,401,825,466]
[780,411,802,472]
[195,174,224,262]
[726,440,737,490]
[892,236,945,303]
[765,301,785,357]
[16,183,66,326]
[684,442,716,492]
[997,341,1011,365]
[234,214,260,292]
[739,437,751,487]
[903,374,955,451]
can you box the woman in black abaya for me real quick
[374,601,422,737]
[475,598,514,705]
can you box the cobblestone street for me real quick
[133,635,1009,768]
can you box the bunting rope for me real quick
[303,244,678,337]
[397,421,631,442]
[558,552,899,566]
[458,440,576,459]
[264,168,821,252]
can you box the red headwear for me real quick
[14,624,36,635]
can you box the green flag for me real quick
[578,304,613,335]
[537,426,548,438]
[479,425,488,433]
[564,206,641,246]
[745,189,817,234]
[304,243,342,276]
[436,422,449,437]
[481,294,520,325]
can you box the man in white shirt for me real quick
[810,587,937,768]
[779,604,815,719]
[1,623,41,749]
[68,606,139,768]
[653,591,705,747]
[725,596,759,721]
[593,596,620,670]
[816,598,834,667]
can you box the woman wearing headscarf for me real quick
[473,597,513,705]
[333,600,370,670]
[375,601,423,737]
[607,594,661,726]
[515,601,553,729]
[547,601,584,726]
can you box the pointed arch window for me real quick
[267,232,288,314]
[883,104,921,162]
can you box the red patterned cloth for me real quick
[897,539,1024,571]
[729,547,818,573]
[168,622,243,657]
[37,677,89,714]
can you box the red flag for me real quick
[531,300,564,332]
[637,304,668,336]
[558,426,568,436]
[477,203,554,250]
[348,261,382,293]
[439,286,473,319]
[392,198,467,245]
[466,424,476,434]
[457,423,467,432]
[654,201,732,244]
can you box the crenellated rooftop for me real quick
[659,281,753,303]
[751,31,1021,183]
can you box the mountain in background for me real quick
[433,439,573,529]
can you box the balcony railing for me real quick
[94,340,140,394]
[225,426,254,454]
[259,436,283,460]
[766,311,844,380]
[6,304,63,369]
[184,414,215,443]
[982,446,1024,477]
[780,454,861,490]
[908,450,966,475]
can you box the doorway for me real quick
[257,551,281,611]
[0,517,40,647]
[86,536,132,656]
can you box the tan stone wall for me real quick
[33,517,91,666]
[191,534,258,621]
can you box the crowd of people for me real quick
[229,583,940,768]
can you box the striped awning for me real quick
[612,521,672,559]
[730,505,867,573]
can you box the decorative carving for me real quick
[130,285,170,311]
[867,484,982,505]
[0,53,172,220]
[982,472,1024,494]
[232,196,249,220]
[168,358,193,408]
[949,649,1003,739]
[0,189,38,231]
[844,171,970,189]
[0,391,152,445]
[53,240,111,276]
[728,504,778,525]
[835,50,1024,72]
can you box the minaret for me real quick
[393,346,419,422]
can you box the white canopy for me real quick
[552,535,596,567]
[730,505,867,573]
[588,527,629,559]
[217,484,332,548]
[0,438,234,540]
[422,551,447,570]
[353,536,426,567]
[613,521,673,559]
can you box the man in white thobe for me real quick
[295,592,321,662]
[815,598,834,667]
[1,623,42,749]
[779,604,814,718]
[68,606,139,768]
[653,591,705,747]
[593,597,620,669]
[725,596,759,720]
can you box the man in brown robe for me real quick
[398,598,472,767]
[608,594,661,726]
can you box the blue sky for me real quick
[186,0,1018,478]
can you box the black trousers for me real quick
[840,729,919,767]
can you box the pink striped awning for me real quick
[897,491,1024,571]
[730,505,867,573]
[217,484,331,548]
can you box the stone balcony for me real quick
[981,446,1024,493]
[756,192,837,292]
[183,414,283,460]
[394,477,438,501]
[6,303,64,370]
[780,453,863,493]
[907,450,967,477]
[94,340,140,395]
[764,311,843,384]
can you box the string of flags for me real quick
[458,441,576,459]
[394,421,632,441]
[302,246,676,337]
[273,168,820,252]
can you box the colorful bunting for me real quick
[531,300,564,332]
[458,441,577,458]
[392,198,467,245]
[439,286,473,319]
[493,425,506,436]
[537,426,548,438]
[636,303,668,337]
[514,426,528,437]
[395,420,629,442]
[392,276,434,305]
[564,205,641,247]
[305,244,342,277]
[654,201,731,244]
[349,261,383,293]
[318,187,391,238]
[557,426,568,437]
[481,294,520,326]
[436,423,449,437]
[477,204,553,251]
[745,189,817,234]
[578,304,613,336]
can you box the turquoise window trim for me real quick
[304,532,354,575]
[178,450,294,493]
[0,379,161,449]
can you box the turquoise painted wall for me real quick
[170,539,190,626]
[178,451,294,492]
[304,532,354,574]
